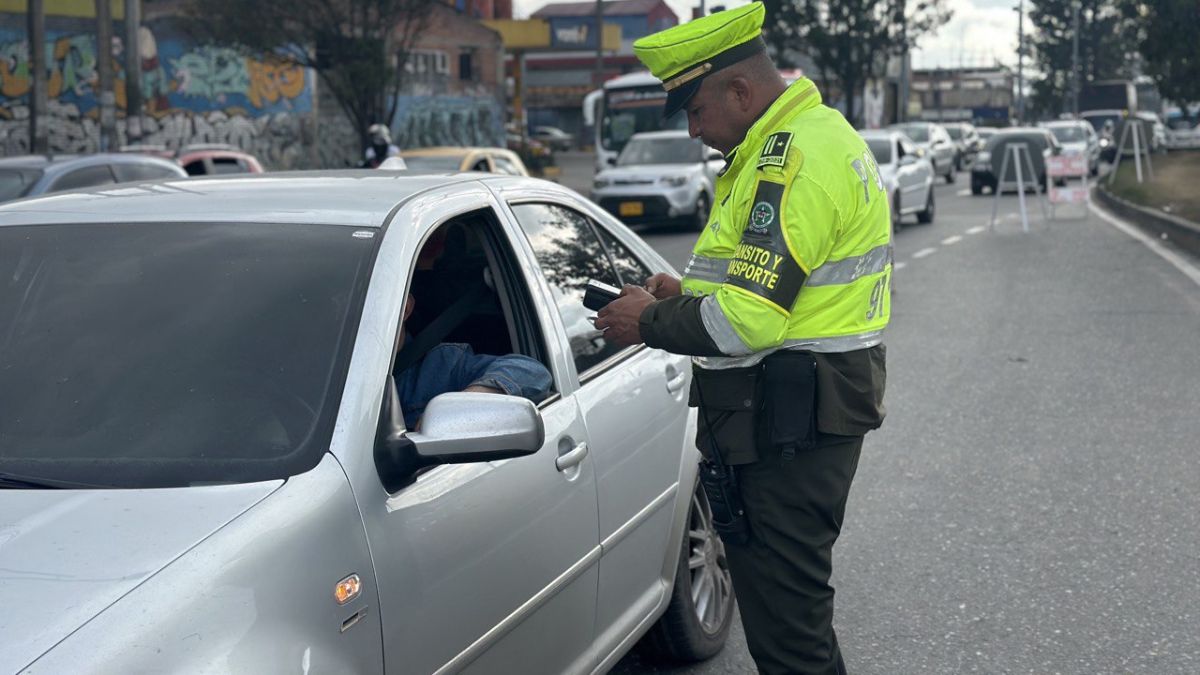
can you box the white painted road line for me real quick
[966,225,986,235]
[941,235,963,245]
[1090,202,1200,288]
[894,261,907,270]
[956,189,972,197]
[913,247,938,259]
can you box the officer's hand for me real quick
[594,285,655,347]
[644,273,682,300]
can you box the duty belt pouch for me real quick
[761,350,818,460]
[688,366,761,545]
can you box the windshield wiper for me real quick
[0,471,107,489]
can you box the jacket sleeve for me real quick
[704,173,840,354]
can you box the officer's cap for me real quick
[633,2,767,119]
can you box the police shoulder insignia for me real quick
[757,131,792,169]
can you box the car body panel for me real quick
[862,130,933,218]
[0,153,187,202]
[887,122,956,178]
[0,481,281,673]
[18,455,383,675]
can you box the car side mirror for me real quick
[375,385,544,492]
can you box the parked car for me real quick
[942,122,981,171]
[0,153,187,203]
[531,125,574,152]
[591,130,723,230]
[178,147,265,175]
[888,122,957,183]
[970,127,1063,195]
[0,170,733,675]
[1165,114,1200,151]
[861,129,936,230]
[400,146,530,176]
[1040,119,1100,176]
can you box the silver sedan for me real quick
[0,171,733,674]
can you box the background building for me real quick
[910,66,1014,126]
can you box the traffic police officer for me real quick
[594,3,890,673]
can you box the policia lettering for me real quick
[725,180,806,310]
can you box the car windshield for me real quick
[1082,114,1121,133]
[945,126,964,140]
[0,168,42,202]
[894,125,929,142]
[0,221,377,488]
[617,137,703,165]
[866,138,893,164]
[401,155,467,171]
[1049,126,1086,142]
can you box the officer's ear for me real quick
[727,75,755,113]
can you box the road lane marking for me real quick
[966,226,986,235]
[913,247,937,259]
[894,261,907,270]
[941,235,963,245]
[1090,203,1200,288]
[956,189,971,196]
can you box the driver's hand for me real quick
[644,273,682,300]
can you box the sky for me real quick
[513,0,1022,71]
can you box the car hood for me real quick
[598,163,701,183]
[0,481,281,672]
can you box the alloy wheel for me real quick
[686,487,734,634]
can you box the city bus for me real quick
[584,69,806,172]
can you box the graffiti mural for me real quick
[392,95,503,150]
[0,22,315,168]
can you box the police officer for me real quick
[594,4,890,673]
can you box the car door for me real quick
[504,197,691,645]
[897,137,926,209]
[352,192,601,675]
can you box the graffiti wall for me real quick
[392,95,503,150]
[0,20,317,168]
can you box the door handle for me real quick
[556,442,589,472]
[665,364,688,393]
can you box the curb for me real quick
[1094,185,1200,257]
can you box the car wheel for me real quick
[689,193,711,232]
[917,186,935,224]
[638,479,734,663]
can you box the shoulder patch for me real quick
[757,131,792,169]
[725,179,806,312]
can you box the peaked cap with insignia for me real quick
[632,2,767,118]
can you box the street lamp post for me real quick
[1071,0,1081,116]
[1015,0,1024,124]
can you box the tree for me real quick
[761,0,951,127]
[1028,0,1138,118]
[1127,0,1200,108]
[183,0,438,152]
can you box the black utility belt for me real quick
[688,350,818,465]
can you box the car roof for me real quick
[0,171,487,228]
[400,147,501,158]
[1041,120,1088,128]
[0,153,183,170]
[628,130,693,140]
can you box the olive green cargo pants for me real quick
[724,432,864,675]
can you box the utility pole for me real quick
[593,0,604,88]
[95,0,116,151]
[125,0,143,143]
[28,0,49,154]
[1015,0,1025,123]
[1070,0,1080,116]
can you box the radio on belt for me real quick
[583,279,622,311]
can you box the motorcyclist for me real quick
[362,123,401,168]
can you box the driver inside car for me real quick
[393,293,553,429]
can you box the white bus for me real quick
[584,69,806,172]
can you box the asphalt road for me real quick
[569,152,1200,674]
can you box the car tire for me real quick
[689,194,711,232]
[917,186,935,224]
[638,479,734,663]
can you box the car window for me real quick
[509,202,630,377]
[112,162,180,182]
[594,225,653,287]
[183,160,207,176]
[49,164,117,192]
[866,138,893,164]
[492,155,522,176]
[211,158,247,174]
[470,158,491,172]
[0,168,42,201]
[0,221,377,488]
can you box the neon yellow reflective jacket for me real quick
[670,78,892,367]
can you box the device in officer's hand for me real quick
[583,279,622,311]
